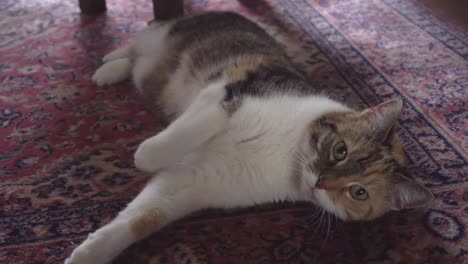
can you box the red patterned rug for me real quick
[0,0,466,263]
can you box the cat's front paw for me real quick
[65,234,114,264]
[134,137,169,173]
[134,142,156,173]
[64,249,94,264]
[65,244,103,264]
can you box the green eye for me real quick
[349,185,369,201]
[332,141,348,161]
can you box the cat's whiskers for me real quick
[291,152,308,175]
[304,214,322,231]
[320,212,332,250]
[333,214,338,231]
[305,208,323,224]
[282,214,311,230]
[290,162,303,173]
[307,211,322,229]
[293,151,307,165]
[312,208,326,234]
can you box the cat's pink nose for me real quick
[315,177,326,189]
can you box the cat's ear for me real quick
[390,173,434,210]
[359,99,403,141]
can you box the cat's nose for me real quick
[315,176,326,189]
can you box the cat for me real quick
[65,12,434,264]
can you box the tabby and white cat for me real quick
[65,12,434,264]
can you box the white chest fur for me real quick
[180,95,348,207]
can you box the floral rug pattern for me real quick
[0,0,466,263]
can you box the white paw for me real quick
[65,240,108,264]
[65,248,95,264]
[102,47,130,63]
[134,134,174,173]
[102,54,116,64]
[197,81,228,106]
[92,58,131,86]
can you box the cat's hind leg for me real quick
[134,80,230,173]
[92,57,132,86]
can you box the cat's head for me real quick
[299,99,434,221]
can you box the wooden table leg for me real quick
[79,0,106,14]
[152,0,184,20]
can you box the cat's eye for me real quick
[349,185,369,201]
[332,141,348,161]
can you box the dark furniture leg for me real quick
[79,0,106,14]
[152,0,184,20]
[78,0,183,20]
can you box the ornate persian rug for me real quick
[0,0,466,263]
